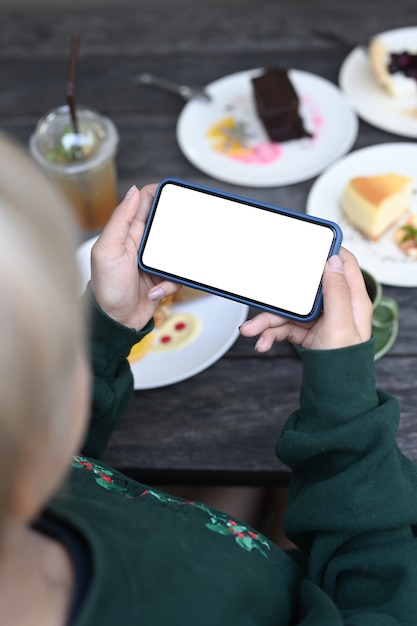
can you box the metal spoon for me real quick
[135,72,211,103]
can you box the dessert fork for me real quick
[135,72,211,103]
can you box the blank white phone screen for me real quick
[141,183,336,317]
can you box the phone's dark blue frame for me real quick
[138,178,343,322]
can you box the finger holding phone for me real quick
[240,247,373,352]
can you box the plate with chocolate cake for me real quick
[339,26,417,137]
[306,142,417,287]
[176,67,358,186]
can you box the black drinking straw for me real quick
[66,34,82,159]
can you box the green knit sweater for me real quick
[48,294,417,625]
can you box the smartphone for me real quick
[138,179,343,322]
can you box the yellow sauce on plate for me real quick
[152,313,201,352]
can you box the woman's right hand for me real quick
[240,247,373,352]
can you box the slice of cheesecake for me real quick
[341,173,413,240]
[369,37,417,98]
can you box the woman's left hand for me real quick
[90,184,180,331]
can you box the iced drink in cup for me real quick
[29,105,119,231]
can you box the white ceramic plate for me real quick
[339,26,417,137]
[306,142,417,287]
[76,237,248,389]
[176,68,358,186]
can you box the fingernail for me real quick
[125,185,137,200]
[239,320,251,329]
[328,254,344,273]
[255,336,264,351]
[148,287,164,301]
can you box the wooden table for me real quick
[1,0,416,485]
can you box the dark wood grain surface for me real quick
[1,0,416,484]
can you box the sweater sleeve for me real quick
[81,285,154,459]
[276,340,417,625]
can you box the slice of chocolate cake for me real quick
[251,67,309,142]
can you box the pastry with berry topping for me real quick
[369,36,417,98]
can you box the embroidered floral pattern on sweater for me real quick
[139,488,271,559]
[72,456,271,559]
[72,456,133,495]
[204,516,270,558]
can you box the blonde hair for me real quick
[0,134,84,521]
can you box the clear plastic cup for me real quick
[29,105,119,231]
